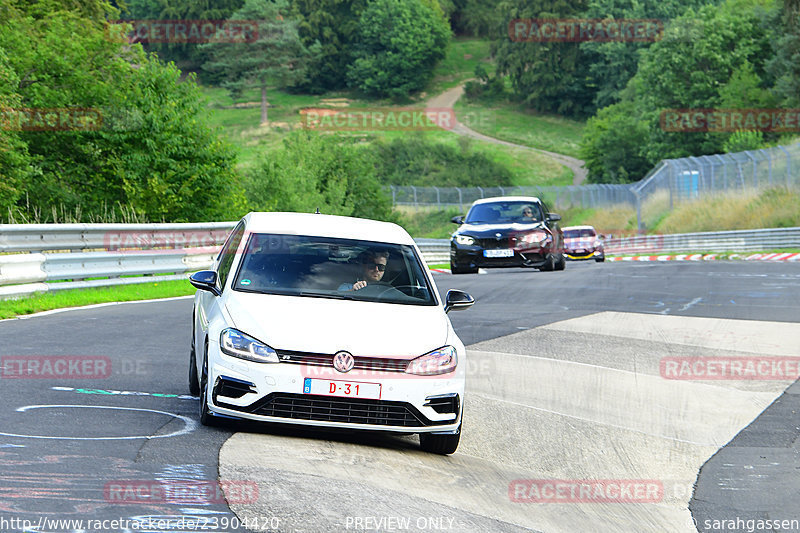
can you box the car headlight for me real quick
[519,231,550,245]
[220,328,279,363]
[454,235,475,245]
[406,346,457,376]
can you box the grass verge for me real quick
[454,97,585,158]
[0,279,196,320]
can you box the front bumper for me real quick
[205,343,464,434]
[565,249,604,260]
[451,243,550,269]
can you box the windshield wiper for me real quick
[299,291,354,300]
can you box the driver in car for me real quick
[339,250,389,291]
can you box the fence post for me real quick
[390,185,396,206]
[778,146,791,188]
[766,149,772,187]
[744,151,757,189]
[433,186,440,207]
[457,187,463,207]
[477,186,484,199]
[411,185,417,207]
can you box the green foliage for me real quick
[202,0,319,122]
[580,101,652,183]
[580,0,719,111]
[372,136,514,187]
[493,0,593,118]
[347,0,451,99]
[766,0,800,107]
[124,0,245,76]
[243,131,395,221]
[448,0,504,37]
[580,0,782,182]
[290,0,368,92]
[722,130,765,152]
[0,0,243,222]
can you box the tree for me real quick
[579,0,719,112]
[766,0,800,107]
[347,0,451,99]
[0,0,243,222]
[290,0,369,92]
[124,0,245,76]
[580,100,652,183]
[244,131,395,222]
[202,0,319,124]
[493,0,592,118]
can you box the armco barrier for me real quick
[0,223,451,300]
[3,224,797,300]
[606,227,800,254]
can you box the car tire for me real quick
[419,423,461,455]
[450,262,477,275]
[199,341,216,427]
[595,256,605,263]
[538,254,555,271]
[189,320,200,396]
[554,253,566,271]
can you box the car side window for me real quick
[217,222,245,292]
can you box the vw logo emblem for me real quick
[333,351,355,373]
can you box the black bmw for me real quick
[449,197,565,274]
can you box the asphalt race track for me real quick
[0,260,798,533]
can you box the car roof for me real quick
[241,212,416,245]
[562,225,597,231]
[471,196,542,205]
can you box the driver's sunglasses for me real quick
[364,262,386,271]
[523,210,532,215]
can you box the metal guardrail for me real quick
[0,222,236,253]
[0,224,452,300]
[2,224,797,300]
[605,227,800,254]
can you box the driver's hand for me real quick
[352,280,367,291]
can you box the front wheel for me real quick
[419,423,461,455]
[538,254,555,271]
[199,342,216,426]
[595,256,605,263]
[554,253,566,271]
[189,319,200,395]
[450,262,478,275]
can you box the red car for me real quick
[562,225,605,262]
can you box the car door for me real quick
[195,220,246,352]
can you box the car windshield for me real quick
[565,229,596,238]
[465,202,543,224]
[232,233,437,306]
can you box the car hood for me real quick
[224,291,449,358]
[455,222,548,238]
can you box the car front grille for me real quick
[245,393,436,427]
[476,237,512,250]
[275,349,409,373]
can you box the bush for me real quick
[347,0,451,99]
[243,131,395,222]
[373,136,513,187]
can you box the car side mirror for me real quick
[190,270,221,297]
[444,289,474,313]
[451,215,464,225]
[547,213,561,222]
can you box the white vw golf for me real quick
[189,212,474,454]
